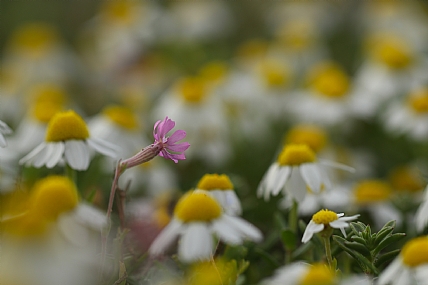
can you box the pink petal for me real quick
[167,130,187,144]
[157,117,175,139]
[166,142,190,152]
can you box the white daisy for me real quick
[301,209,359,243]
[0,119,12,147]
[19,110,118,171]
[378,236,428,285]
[149,190,262,263]
[257,143,354,203]
[195,173,242,216]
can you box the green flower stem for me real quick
[289,199,298,234]
[323,235,333,269]
[65,164,76,185]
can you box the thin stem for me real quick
[323,235,333,269]
[289,199,298,234]
[65,164,76,185]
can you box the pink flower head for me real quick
[153,116,190,163]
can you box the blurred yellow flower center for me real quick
[103,105,139,130]
[389,166,424,193]
[312,209,338,225]
[31,101,64,123]
[102,1,135,24]
[197,174,234,191]
[277,20,315,51]
[187,258,238,285]
[174,191,222,222]
[354,180,392,204]
[30,84,67,106]
[370,36,412,69]
[260,60,290,88]
[286,125,328,153]
[30,176,79,221]
[45,110,90,142]
[177,77,207,103]
[277,144,316,166]
[154,206,171,228]
[299,264,335,285]
[408,89,428,113]
[308,63,350,98]
[200,61,229,83]
[401,237,428,267]
[10,23,58,55]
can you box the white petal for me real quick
[178,223,213,262]
[220,215,262,242]
[285,167,306,203]
[211,190,242,216]
[263,263,309,285]
[33,142,55,168]
[0,134,6,148]
[211,218,243,245]
[415,264,428,285]
[378,258,403,285]
[19,142,48,166]
[337,214,360,222]
[416,199,428,232]
[271,166,291,197]
[301,220,324,243]
[64,140,90,170]
[58,213,90,247]
[149,219,182,256]
[73,203,107,230]
[257,164,278,201]
[319,159,355,173]
[300,163,322,193]
[87,137,119,158]
[46,143,65,168]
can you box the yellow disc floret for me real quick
[200,61,229,83]
[401,236,428,267]
[45,110,90,142]
[259,60,290,88]
[368,35,412,69]
[408,88,428,114]
[389,166,424,193]
[308,62,350,98]
[30,83,68,106]
[276,20,315,51]
[29,176,79,221]
[197,174,234,191]
[102,1,135,25]
[177,77,207,103]
[31,101,64,123]
[9,22,58,56]
[277,144,316,166]
[102,105,139,130]
[354,180,392,204]
[299,263,336,285]
[312,209,338,225]
[286,125,328,153]
[174,191,222,223]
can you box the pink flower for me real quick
[153,116,190,163]
[120,117,190,168]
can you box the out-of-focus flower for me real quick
[383,87,428,141]
[153,77,229,166]
[19,110,118,171]
[121,116,190,168]
[0,119,12,147]
[378,236,428,285]
[257,143,354,202]
[149,190,262,263]
[186,258,238,285]
[261,262,337,285]
[350,180,400,230]
[196,173,242,215]
[301,209,359,243]
[415,186,428,232]
[285,124,328,154]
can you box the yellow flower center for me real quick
[368,35,413,69]
[236,39,268,59]
[307,62,350,98]
[276,20,315,51]
[389,166,424,193]
[299,264,336,285]
[9,23,58,56]
[31,101,64,123]
[174,191,222,223]
[45,110,90,142]
[29,83,68,106]
[29,176,78,221]
[102,105,139,130]
[102,1,135,25]
[187,258,238,285]
[285,125,328,153]
[312,209,338,225]
[408,89,428,113]
[197,174,234,191]
[259,60,290,88]
[401,237,428,267]
[277,144,316,166]
[354,180,392,204]
[199,61,229,83]
[177,77,207,103]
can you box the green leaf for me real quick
[373,226,394,245]
[350,222,365,235]
[254,248,281,268]
[274,212,287,229]
[281,229,297,250]
[344,241,372,258]
[382,220,396,229]
[292,242,313,259]
[374,249,401,268]
[351,236,368,246]
[372,233,406,256]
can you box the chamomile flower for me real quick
[0,119,12,147]
[261,262,337,285]
[415,185,428,232]
[257,143,353,203]
[383,87,428,141]
[196,173,242,215]
[378,236,428,285]
[19,110,118,171]
[301,209,359,243]
[149,190,262,263]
